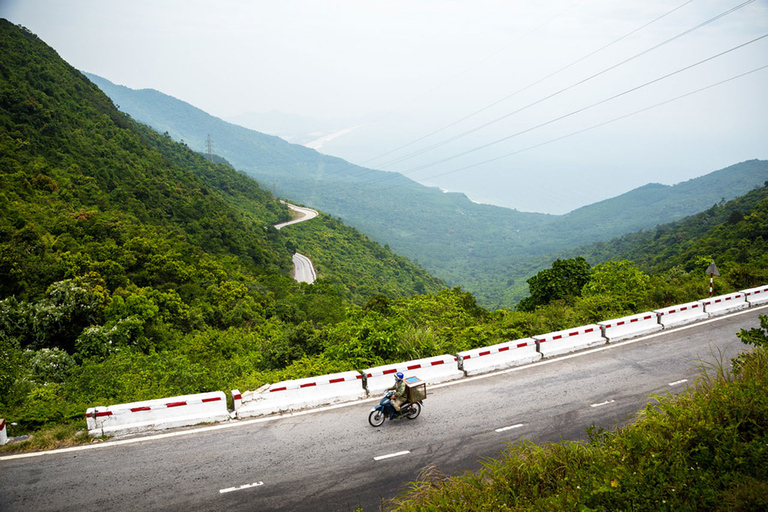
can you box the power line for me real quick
[375,0,757,172]
[378,63,768,192]
[364,0,695,168]
[317,0,757,192]
[391,33,768,178]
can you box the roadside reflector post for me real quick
[705,260,720,297]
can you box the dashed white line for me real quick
[669,379,688,386]
[590,399,615,408]
[220,481,264,494]
[495,424,524,433]
[374,450,410,461]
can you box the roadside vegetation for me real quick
[386,323,768,511]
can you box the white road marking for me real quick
[374,450,410,461]
[669,379,688,386]
[590,399,615,408]
[495,424,524,433]
[220,481,264,494]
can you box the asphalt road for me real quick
[274,204,318,230]
[292,253,317,284]
[1,306,765,512]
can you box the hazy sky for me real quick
[2,0,767,213]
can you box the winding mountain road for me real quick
[1,306,765,511]
[274,204,318,284]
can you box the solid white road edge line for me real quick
[4,304,766,461]
[669,379,689,386]
[219,481,264,494]
[495,424,524,433]
[374,451,410,461]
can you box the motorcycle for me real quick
[368,390,423,427]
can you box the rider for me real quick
[387,372,407,417]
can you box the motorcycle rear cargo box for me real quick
[404,376,427,402]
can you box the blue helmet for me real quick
[395,372,404,380]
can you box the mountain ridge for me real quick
[83,73,768,308]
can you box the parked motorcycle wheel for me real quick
[369,409,385,427]
[405,402,421,420]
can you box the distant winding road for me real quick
[274,204,318,284]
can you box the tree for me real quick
[517,257,591,312]
[582,260,650,310]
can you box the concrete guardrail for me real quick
[534,324,605,358]
[363,354,463,395]
[457,338,540,376]
[700,292,749,317]
[234,371,366,419]
[0,418,7,446]
[655,301,707,328]
[86,391,229,437]
[600,311,662,342]
[744,285,768,305]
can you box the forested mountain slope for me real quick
[0,19,448,434]
[86,72,768,308]
[572,182,768,282]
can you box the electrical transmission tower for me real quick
[205,134,214,162]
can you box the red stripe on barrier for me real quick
[202,397,221,403]
[233,394,242,400]
[0,419,4,430]
[644,315,653,320]
[408,364,422,370]
[515,343,526,349]
[553,335,562,340]
[383,369,398,375]
[693,304,700,308]
[86,411,113,418]
[431,360,445,366]
[356,374,363,379]
[166,401,186,408]
[479,351,490,357]
[585,328,594,333]
[270,387,287,392]
[463,354,471,360]
[617,321,625,326]
[300,382,317,388]
[630,319,638,323]
[131,407,151,412]
[329,378,345,384]
[569,331,579,336]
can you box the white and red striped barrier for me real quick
[655,301,707,328]
[0,418,7,446]
[534,324,605,358]
[86,391,229,437]
[600,311,662,342]
[457,338,540,376]
[700,292,749,317]
[743,285,768,305]
[235,371,366,419]
[363,354,463,395]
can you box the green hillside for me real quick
[556,183,768,285]
[0,20,447,438]
[85,73,768,308]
